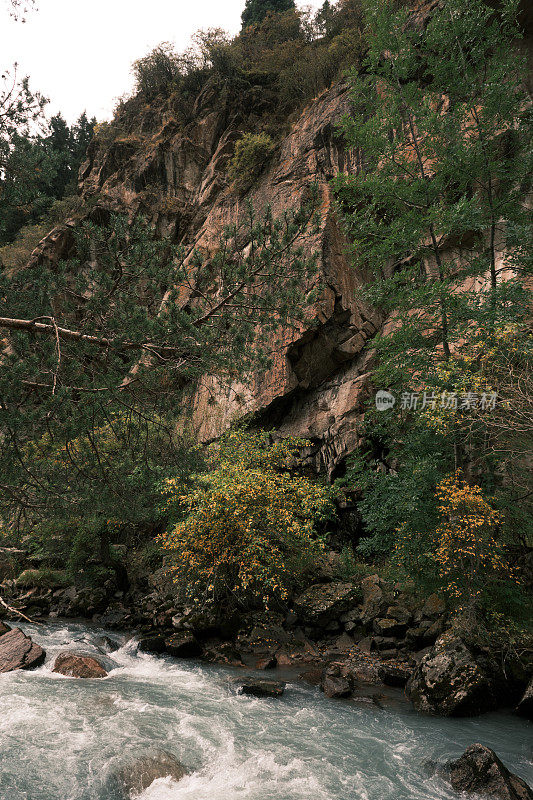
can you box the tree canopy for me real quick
[241,0,296,29]
[0,195,319,533]
[0,112,96,245]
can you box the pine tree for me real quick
[70,112,96,166]
[0,132,57,242]
[335,0,532,386]
[0,196,318,531]
[45,112,96,198]
[47,114,71,197]
[315,0,334,37]
[0,112,96,244]
[336,0,533,588]
[241,0,296,30]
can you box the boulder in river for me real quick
[137,632,167,654]
[53,652,108,678]
[320,664,353,698]
[322,673,352,698]
[164,632,202,658]
[378,664,411,688]
[95,635,121,654]
[109,750,188,797]
[441,744,533,799]
[406,633,495,716]
[238,679,285,697]
[0,627,45,673]
[256,655,277,670]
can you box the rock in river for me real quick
[406,633,495,716]
[322,673,352,698]
[53,652,108,678]
[109,750,188,797]
[441,744,533,799]
[0,627,45,673]
[164,631,202,658]
[238,679,286,697]
[378,664,411,688]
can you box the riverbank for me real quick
[2,565,532,721]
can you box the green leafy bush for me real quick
[16,568,70,589]
[132,44,182,99]
[228,132,276,189]
[335,546,373,581]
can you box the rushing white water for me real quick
[0,622,531,800]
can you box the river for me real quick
[0,621,531,799]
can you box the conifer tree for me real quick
[0,197,318,530]
[335,0,532,386]
[241,0,296,30]
[0,112,96,244]
[336,0,532,579]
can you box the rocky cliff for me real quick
[25,2,533,478]
[28,79,383,476]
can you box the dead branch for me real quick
[0,595,42,625]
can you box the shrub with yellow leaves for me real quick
[432,472,515,604]
[158,429,334,608]
[396,471,517,607]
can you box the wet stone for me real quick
[238,679,286,698]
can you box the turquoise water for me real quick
[0,622,531,800]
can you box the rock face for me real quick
[52,652,108,678]
[442,744,533,800]
[19,3,533,478]
[0,627,45,673]
[406,633,495,716]
[25,80,381,478]
[110,750,188,797]
[293,582,360,627]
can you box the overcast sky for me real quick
[1,0,323,124]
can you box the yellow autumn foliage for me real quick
[158,429,333,606]
[396,471,516,605]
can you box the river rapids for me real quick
[0,622,531,800]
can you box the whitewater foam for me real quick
[0,621,530,800]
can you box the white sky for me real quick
[1,0,323,124]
